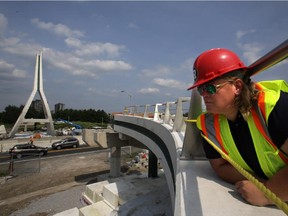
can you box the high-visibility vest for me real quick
[197,80,288,178]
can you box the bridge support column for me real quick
[109,146,121,177]
[148,150,158,178]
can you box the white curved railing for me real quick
[122,96,191,131]
[114,96,195,211]
[114,91,206,214]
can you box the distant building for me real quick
[55,103,65,113]
[32,99,43,112]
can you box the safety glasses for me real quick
[197,82,230,95]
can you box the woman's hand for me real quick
[235,180,272,206]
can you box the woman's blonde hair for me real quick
[222,70,259,120]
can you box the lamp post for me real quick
[121,90,132,113]
[120,90,133,156]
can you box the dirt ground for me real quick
[0,150,141,216]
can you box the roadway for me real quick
[0,146,108,164]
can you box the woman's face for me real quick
[199,78,241,115]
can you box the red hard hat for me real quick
[187,48,247,90]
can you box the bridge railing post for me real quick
[153,103,162,121]
[163,102,176,124]
[132,106,137,115]
[144,105,150,118]
[172,97,190,132]
[181,89,205,159]
[163,102,170,124]
[123,106,129,115]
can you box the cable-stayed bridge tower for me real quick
[9,51,55,137]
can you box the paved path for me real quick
[10,184,86,216]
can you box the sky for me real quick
[0,1,287,114]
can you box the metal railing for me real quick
[122,97,191,132]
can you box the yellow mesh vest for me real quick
[197,80,288,178]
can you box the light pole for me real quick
[121,90,132,113]
[120,90,133,156]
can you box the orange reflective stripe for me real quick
[200,115,207,136]
[258,91,266,120]
[256,83,266,120]
[251,109,288,164]
[214,114,228,154]
[251,109,275,149]
[255,83,263,91]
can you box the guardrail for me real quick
[121,97,191,133]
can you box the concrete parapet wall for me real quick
[82,129,102,148]
[82,129,144,149]
[82,129,123,148]
[98,132,127,148]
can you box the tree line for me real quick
[0,105,111,124]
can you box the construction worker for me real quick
[188,48,288,206]
[29,136,34,144]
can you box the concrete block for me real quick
[79,201,113,216]
[53,207,79,216]
[83,180,110,204]
[92,201,114,215]
[79,205,101,216]
[102,180,136,207]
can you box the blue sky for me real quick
[0,1,287,113]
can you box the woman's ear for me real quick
[234,79,243,95]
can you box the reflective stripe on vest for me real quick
[197,113,253,173]
[197,80,288,178]
[256,80,288,122]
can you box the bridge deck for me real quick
[176,159,285,216]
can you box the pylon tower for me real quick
[9,51,55,137]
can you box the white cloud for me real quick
[138,88,160,94]
[65,37,82,48]
[85,59,133,71]
[31,18,85,38]
[0,60,27,79]
[11,69,27,78]
[42,48,133,77]
[235,29,264,65]
[67,39,126,57]
[0,17,132,80]
[141,65,171,77]
[0,37,21,47]
[0,37,43,58]
[153,78,186,90]
[0,35,133,78]
[238,42,264,65]
[236,29,255,40]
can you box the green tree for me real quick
[53,108,110,123]
[1,105,111,125]
[1,105,22,124]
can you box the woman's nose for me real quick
[201,90,210,97]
